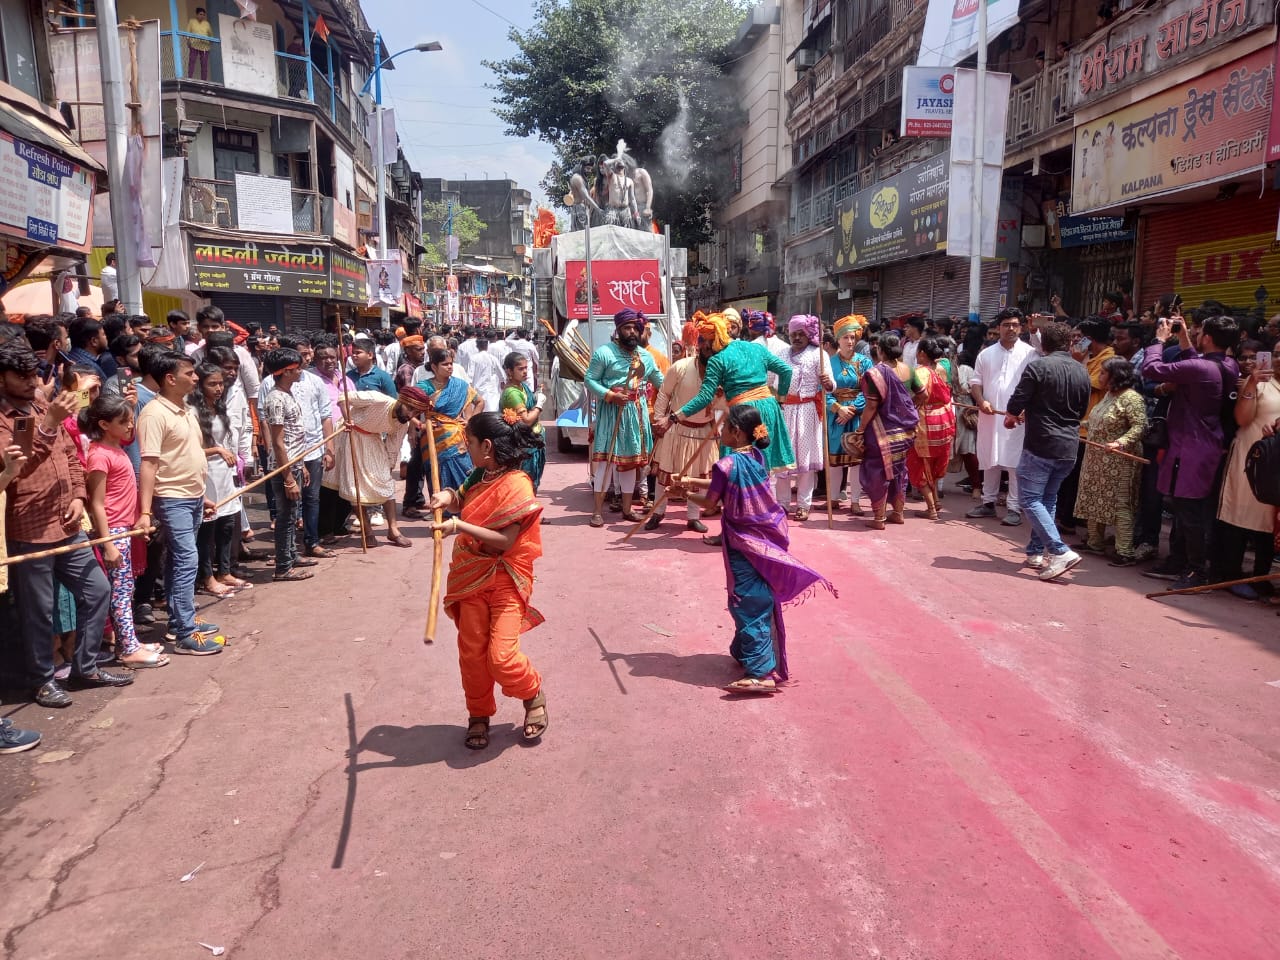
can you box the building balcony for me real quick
[185,176,325,235]
[1005,59,1072,151]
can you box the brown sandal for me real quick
[522,691,548,741]
[464,716,490,750]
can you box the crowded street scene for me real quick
[1,0,1279,956]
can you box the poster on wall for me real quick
[219,16,277,96]
[234,174,293,233]
[916,0,1020,68]
[366,255,403,306]
[1071,48,1273,213]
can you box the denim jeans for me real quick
[155,497,203,638]
[271,468,302,574]
[1016,450,1077,558]
[302,457,323,549]
[9,533,111,685]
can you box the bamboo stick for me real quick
[1,525,155,568]
[211,426,347,513]
[953,402,1150,464]
[622,413,722,542]
[422,413,444,645]
[1145,572,1280,600]
[820,393,834,529]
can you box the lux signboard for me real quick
[564,259,662,319]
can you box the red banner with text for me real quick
[564,259,662,320]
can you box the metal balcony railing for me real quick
[184,177,324,236]
[1005,59,1072,150]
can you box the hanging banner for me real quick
[1071,47,1273,213]
[948,68,1012,259]
[916,0,1021,68]
[901,67,955,137]
[833,151,950,270]
[563,258,663,319]
[366,254,402,306]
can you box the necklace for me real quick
[482,466,508,483]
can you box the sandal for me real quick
[273,569,314,582]
[620,511,642,522]
[464,716,490,750]
[306,546,336,559]
[118,649,169,668]
[725,676,777,695]
[402,507,426,520]
[386,533,413,548]
[589,514,605,528]
[522,691,548,741]
[793,509,810,522]
[701,534,722,547]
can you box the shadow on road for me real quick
[597,648,737,689]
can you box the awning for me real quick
[0,90,104,178]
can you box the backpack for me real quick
[1207,356,1238,447]
[1245,434,1280,506]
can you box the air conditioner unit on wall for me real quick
[796,48,819,70]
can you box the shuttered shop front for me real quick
[881,255,1005,319]
[1139,189,1280,320]
[880,258,934,318]
[208,293,280,331]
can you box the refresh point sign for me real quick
[901,66,955,138]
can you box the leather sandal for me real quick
[464,716,490,750]
[725,676,777,695]
[522,691,548,741]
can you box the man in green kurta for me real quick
[674,311,796,473]
[584,309,664,527]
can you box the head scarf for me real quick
[833,314,866,340]
[400,334,425,349]
[746,310,775,337]
[396,384,432,413]
[723,307,742,331]
[681,320,699,349]
[614,308,646,330]
[695,310,731,352]
[788,314,821,343]
[146,327,176,345]
[394,326,406,338]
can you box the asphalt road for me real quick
[2,448,1277,959]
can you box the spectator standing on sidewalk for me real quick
[1005,321,1091,581]
[262,349,317,582]
[1,442,44,752]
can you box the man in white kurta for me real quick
[334,389,416,547]
[966,311,1037,525]
[775,315,834,519]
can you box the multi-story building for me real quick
[421,177,534,328]
[45,0,421,331]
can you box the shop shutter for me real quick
[1139,190,1280,320]
[928,258,1006,321]
[880,258,934,318]
[209,294,280,331]
[852,293,875,318]
[284,298,324,331]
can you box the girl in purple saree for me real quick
[676,405,835,694]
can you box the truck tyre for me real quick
[558,428,574,454]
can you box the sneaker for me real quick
[1228,583,1260,601]
[368,509,387,529]
[1039,549,1082,581]
[165,620,220,642]
[133,602,156,625]
[1170,572,1207,591]
[1107,553,1137,567]
[1000,509,1023,526]
[1133,543,1158,561]
[174,633,223,656]
[1142,560,1182,581]
[0,724,41,755]
[1026,554,1046,570]
[965,502,997,519]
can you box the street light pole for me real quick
[361,36,442,330]
[967,0,988,325]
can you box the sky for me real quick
[359,0,557,209]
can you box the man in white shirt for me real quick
[901,317,925,368]
[454,328,479,377]
[375,331,401,375]
[965,309,1037,526]
[100,252,118,303]
[488,329,512,368]
[188,306,261,417]
[508,329,540,388]
[468,336,504,411]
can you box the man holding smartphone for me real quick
[0,340,131,709]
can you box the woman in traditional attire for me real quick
[675,404,835,694]
[1073,357,1147,564]
[429,413,548,749]
[673,311,795,473]
[826,314,873,515]
[417,347,482,498]
[498,351,546,493]
[906,337,957,520]
[850,334,919,529]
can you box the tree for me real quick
[486,0,746,247]
[421,201,486,266]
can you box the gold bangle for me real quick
[451,518,459,535]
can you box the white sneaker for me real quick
[368,509,387,529]
[1026,554,1046,570]
[1039,549,1082,581]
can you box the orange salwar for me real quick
[443,468,544,718]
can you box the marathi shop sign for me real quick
[564,258,662,319]
[1070,47,1273,213]
[833,151,949,271]
[329,248,366,302]
[0,132,94,252]
[1071,0,1268,111]
[190,237,331,298]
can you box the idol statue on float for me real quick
[566,155,603,229]
[565,141,657,231]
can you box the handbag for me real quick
[1142,415,1168,451]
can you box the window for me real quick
[0,0,42,99]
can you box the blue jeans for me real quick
[302,457,323,549]
[155,497,203,638]
[271,469,302,574]
[1016,450,1077,558]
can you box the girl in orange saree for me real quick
[428,412,548,750]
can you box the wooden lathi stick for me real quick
[211,426,347,513]
[953,402,1150,464]
[422,415,445,645]
[2,525,156,568]
[819,394,833,529]
[1145,571,1280,600]
[622,413,722,542]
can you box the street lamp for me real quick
[360,35,442,328]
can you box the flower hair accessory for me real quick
[501,408,521,425]
[753,424,769,442]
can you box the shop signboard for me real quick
[833,151,949,271]
[329,249,366,302]
[189,237,330,298]
[1269,36,1280,161]
[1071,0,1269,113]
[1173,229,1279,310]
[917,0,1020,68]
[0,132,94,252]
[1053,214,1134,248]
[1070,47,1273,214]
[901,67,955,137]
[564,258,662,319]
